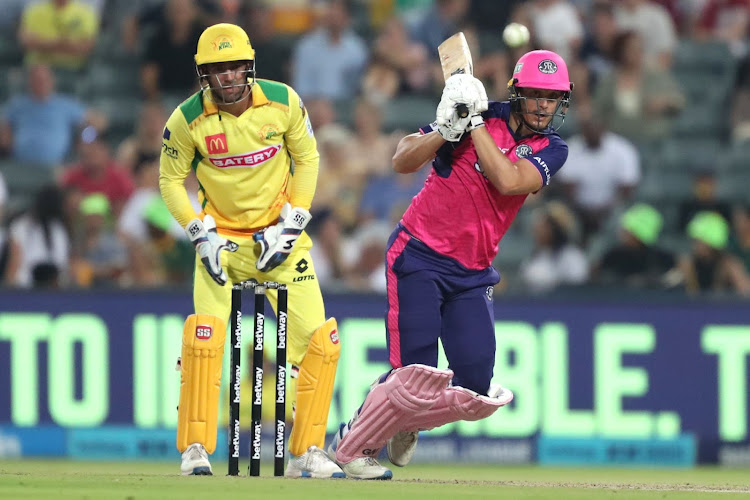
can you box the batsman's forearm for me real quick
[471,127,523,195]
[392,131,445,174]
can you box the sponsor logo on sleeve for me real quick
[162,143,178,159]
[305,115,314,137]
[209,144,282,168]
[205,133,228,154]
[533,156,551,185]
[163,127,171,140]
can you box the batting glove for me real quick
[253,203,311,273]
[436,74,488,141]
[185,214,238,286]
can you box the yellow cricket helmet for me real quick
[194,23,255,66]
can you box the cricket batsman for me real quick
[159,23,343,478]
[326,50,574,479]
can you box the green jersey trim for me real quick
[257,80,289,106]
[179,92,204,125]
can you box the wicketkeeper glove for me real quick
[253,203,311,273]
[185,214,238,286]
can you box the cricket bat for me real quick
[438,32,473,119]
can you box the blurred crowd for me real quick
[0,0,748,298]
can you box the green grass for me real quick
[1,461,749,499]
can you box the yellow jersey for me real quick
[159,80,319,238]
[21,0,99,70]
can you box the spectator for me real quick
[140,0,205,102]
[408,0,469,59]
[519,201,589,293]
[531,0,584,63]
[291,0,368,100]
[594,203,677,288]
[312,124,368,231]
[342,221,391,293]
[614,0,678,69]
[115,102,168,173]
[358,164,428,227]
[678,211,750,295]
[243,3,294,83]
[0,64,107,168]
[18,0,99,72]
[70,193,128,288]
[694,0,749,58]
[4,185,71,288]
[350,99,400,180]
[0,171,7,280]
[307,208,347,290]
[61,127,135,217]
[677,165,733,231]
[557,115,641,242]
[592,31,684,145]
[579,1,619,88]
[141,197,194,287]
[361,16,431,103]
[729,204,750,274]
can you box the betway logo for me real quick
[209,144,282,168]
[276,366,286,403]
[275,421,285,458]
[253,367,263,405]
[231,420,240,458]
[234,310,242,348]
[233,365,241,403]
[277,311,287,349]
[251,423,262,460]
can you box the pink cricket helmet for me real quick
[508,50,573,133]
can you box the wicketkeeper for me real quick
[160,23,343,478]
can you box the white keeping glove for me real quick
[253,203,311,273]
[185,214,238,286]
[436,74,489,141]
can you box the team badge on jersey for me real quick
[515,144,533,158]
[206,133,228,154]
[259,124,279,141]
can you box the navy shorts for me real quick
[384,224,500,394]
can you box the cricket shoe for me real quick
[387,430,418,467]
[180,443,212,476]
[285,445,346,478]
[327,425,392,480]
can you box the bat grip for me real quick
[456,103,469,119]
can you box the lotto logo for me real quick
[196,325,212,340]
[330,330,339,345]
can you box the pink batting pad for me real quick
[400,385,514,432]
[335,364,453,463]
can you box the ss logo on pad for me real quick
[196,325,212,340]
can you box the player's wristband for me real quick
[467,114,485,131]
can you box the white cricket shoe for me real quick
[180,443,212,476]
[387,430,418,467]
[333,454,393,480]
[326,434,392,480]
[285,445,346,478]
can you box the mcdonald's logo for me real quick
[205,133,228,154]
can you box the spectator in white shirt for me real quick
[557,116,641,242]
[614,0,677,69]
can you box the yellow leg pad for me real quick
[176,314,226,454]
[289,318,341,456]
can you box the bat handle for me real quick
[456,103,469,119]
